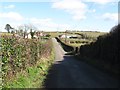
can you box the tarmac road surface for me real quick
[44,38,119,88]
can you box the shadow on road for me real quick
[43,54,119,88]
[43,38,118,88]
[43,55,76,88]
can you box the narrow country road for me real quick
[44,38,118,88]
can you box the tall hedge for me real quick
[0,34,52,82]
[79,24,119,74]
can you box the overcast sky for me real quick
[0,0,118,32]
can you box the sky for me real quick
[0,0,119,32]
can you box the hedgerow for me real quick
[0,34,52,86]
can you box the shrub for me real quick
[79,24,119,75]
[0,34,53,84]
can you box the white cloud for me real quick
[4,5,15,9]
[0,0,53,2]
[102,13,117,21]
[30,18,52,24]
[83,0,118,4]
[30,18,70,31]
[0,12,24,32]
[0,12,24,21]
[0,11,70,31]
[52,0,87,20]
[88,9,96,13]
[91,9,96,12]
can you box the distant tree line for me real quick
[79,24,119,75]
[5,24,37,39]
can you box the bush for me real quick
[46,34,51,38]
[79,24,119,75]
[0,35,53,84]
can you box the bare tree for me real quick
[17,24,30,38]
[17,24,37,39]
[17,25,24,37]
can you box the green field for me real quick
[74,31,107,38]
[56,31,107,47]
